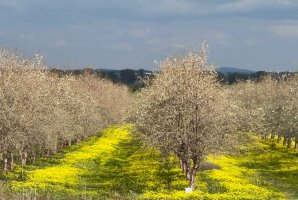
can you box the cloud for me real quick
[215,0,295,13]
[0,1,24,14]
[0,1,298,71]
[131,27,152,39]
[1,0,298,24]
[269,22,298,38]
[51,40,67,47]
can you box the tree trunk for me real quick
[53,146,57,154]
[270,133,275,140]
[189,169,196,190]
[3,158,7,174]
[261,133,266,140]
[183,160,187,174]
[46,149,50,157]
[10,153,14,171]
[277,135,282,143]
[295,138,298,151]
[185,164,190,180]
[19,150,23,164]
[177,153,187,174]
[32,151,36,163]
[58,140,63,151]
[283,137,287,146]
[22,152,28,166]
[287,138,292,148]
[187,158,199,191]
[179,158,184,173]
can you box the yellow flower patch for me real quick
[11,124,132,196]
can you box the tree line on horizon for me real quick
[49,67,298,91]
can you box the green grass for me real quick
[237,141,298,199]
[4,125,298,199]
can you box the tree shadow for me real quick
[239,143,298,199]
[78,137,185,198]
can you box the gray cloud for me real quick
[2,0,298,22]
[269,21,298,38]
[0,1,298,71]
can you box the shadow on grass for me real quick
[79,137,185,198]
[239,142,298,199]
[199,172,227,194]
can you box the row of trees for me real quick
[0,49,131,173]
[2,45,297,191]
[132,44,298,190]
[50,68,152,91]
[232,77,298,149]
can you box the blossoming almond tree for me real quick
[0,49,131,172]
[133,44,237,190]
[232,76,298,149]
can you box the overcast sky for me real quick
[1,0,298,71]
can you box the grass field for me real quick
[3,125,298,199]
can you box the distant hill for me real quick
[217,67,255,75]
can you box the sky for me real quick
[1,0,298,71]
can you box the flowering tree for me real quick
[133,45,237,189]
[0,49,131,172]
[232,76,298,149]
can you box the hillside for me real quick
[1,125,297,200]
